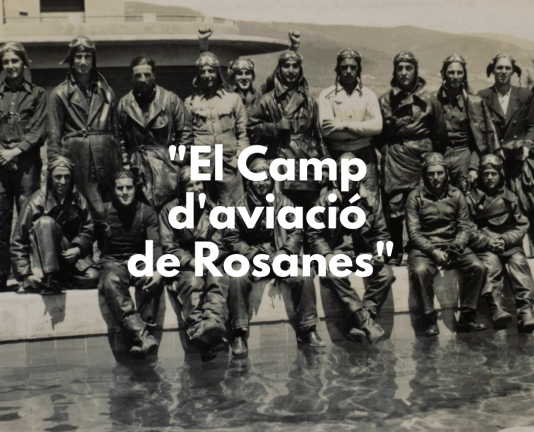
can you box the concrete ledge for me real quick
[0,262,513,343]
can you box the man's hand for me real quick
[432,249,448,266]
[62,247,81,264]
[517,146,530,162]
[198,27,212,52]
[322,119,341,133]
[0,148,21,165]
[488,237,505,253]
[276,117,292,131]
[198,27,212,40]
[25,268,44,289]
[144,271,163,291]
[288,30,300,51]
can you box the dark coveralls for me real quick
[308,185,395,317]
[47,72,123,224]
[435,87,500,192]
[247,75,330,212]
[98,200,164,328]
[118,85,194,210]
[467,186,534,312]
[10,182,97,289]
[0,79,47,281]
[225,193,318,333]
[478,85,534,240]
[406,183,487,315]
[378,78,448,258]
[159,198,229,337]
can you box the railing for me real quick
[3,15,237,26]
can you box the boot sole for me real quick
[367,329,385,346]
[492,314,512,328]
[518,322,534,333]
[456,325,488,333]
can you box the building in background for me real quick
[0,0,287,98]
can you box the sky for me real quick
[140,0,534,42]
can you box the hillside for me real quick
[124,1,534,97]
[239,22,534,97]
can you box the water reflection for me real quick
[1,331,534,430]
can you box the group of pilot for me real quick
[2,27,534,359]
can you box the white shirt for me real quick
[497,88,512,116]
[318,83,382,150]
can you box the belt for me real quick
[63,129,112,139]
[447,139,469,147]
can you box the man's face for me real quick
[2,52,24,82]
[234,69,254,92]
[339,58,359,86]
[72,50,93,76]
[395,61,416,90]
[114,178,135,207]
[280,60,300,86]
[445,62,465,89]
[494,58,513,86]
[200,65,218,90]
[249,176,273,198]
[482,168,500,191]
[425,165,447,192]
[132,64,155,93]
[185,179,204,202]
[51,166,72,198]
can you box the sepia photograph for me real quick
[0,0,534,430]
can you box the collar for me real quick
[333,81,362,96]
[391,76,426,98]
[198,87,226,100]
[0,78,32,94]
[476,186,515,202]
[438,86,465,109]
[493,85,512,99]
[274,73,308,98]
[421,182,454,200]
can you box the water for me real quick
[1,327,534,431]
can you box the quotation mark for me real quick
[169,145,186,161]
[376,241,393,257]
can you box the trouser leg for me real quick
[99,262,137,324]
[383,190,409,258]
[173,270,205,328]
[228,272,253,332]
[408,249,439,315]
[135,278,164,326]
[30,216,64,275]
[203,267,229,327]
[454,250,487,310]
[284,268,318,332]
[83,161,106,224]
[504,252,534,308]
[444,144,472,192]
[322,263,364,314]
[363,264,395,317]
[0,168,13,278]
[476,251,504,297]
